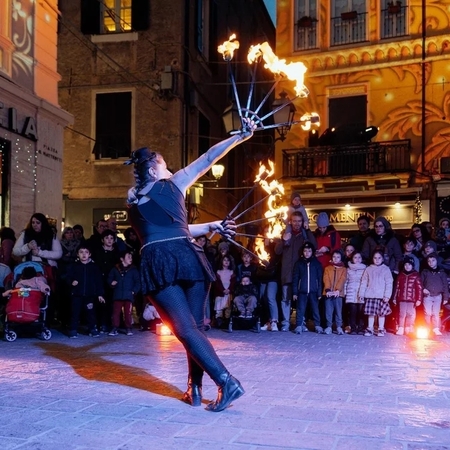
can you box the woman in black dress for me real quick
[126,121,254,412]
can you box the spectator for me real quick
[13,266,50,294]
[213,255,236,328]
[292,241,323,334]
[85,220,108,254]
[0,227,16,268]
[313,212,342,270]
[393,256,423,336]
[236,249,258,284]
[275,211,316,332]
[66,245,105,338]
[106,216,127,252]
[408,223,433,258]
[108,250,141,336]
[402,237,420,272]
[124,227,141,255]
[285,192,309,230]
[349,215,371,251]
[420,240,443,270]
[358,249,393,337]
[323,250,347,335]
[344,251,366,335]
[72,224,86,245]
[343,243,356,267]
[435,217,450,257]
[421,253,448,336]
[233,275,258,318]
[214,241,235,271]
[362,216,403,274]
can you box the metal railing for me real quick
[331,11,367,46]
[294,18,318,51]
[381,3,408,39]
[282,140,411,179]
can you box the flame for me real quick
[253,161,288,264]
[247,42,309,97]
[217,34,240,61]
[300,112,321,131]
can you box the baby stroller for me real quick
[227,291,262,333]
[3,261,52,342]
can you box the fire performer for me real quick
[125,118,255,412]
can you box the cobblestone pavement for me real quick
[1,326,450,450]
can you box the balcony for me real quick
[295,16,318,51]
[331,11,367,46]
[282,139,411,179]
[381,2,408,39]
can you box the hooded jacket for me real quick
[393,270,423,303]
[292,255,323,296]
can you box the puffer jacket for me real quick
[292,256,323,295]
[344,261,366,304]
[393,271,423,303]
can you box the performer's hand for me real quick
[209,219,236,239]
[237,117,257,142]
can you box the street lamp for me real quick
[211,164,225,180]
[222,103,241,134]
[272,91,296,141]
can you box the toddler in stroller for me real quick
[2,262,52,342]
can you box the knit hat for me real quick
[316,212,329,227]
[218,241,229,252]
[403,255,415,267]
[424,240,437,251]
[302,241,315,252]
[439,217,450,227]
[374,216,391,230]
[291,192,301,201]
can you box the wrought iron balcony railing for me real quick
[295,17,318,51]
[381,2,408,39]
[282,140,411,179]
[331,11,367,46]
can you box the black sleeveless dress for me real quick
[129,179,215,293]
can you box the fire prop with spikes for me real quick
[217,35,320,134]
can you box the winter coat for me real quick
[314,225,342,269]
[344,262,366,304]
[236,263,258,284]
[66,260,104,298]
[275,229,317,285]
[234,283,259,299]
[323,263,347,297]
[358,263,393,300]
[393,271,423,303]
[421,268,449,301]
[13,231,62,268]
[292,256,323,296]
[361,229,403,273]
[214,271,236,297]
[108,264,141,302]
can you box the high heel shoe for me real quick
[182,383,202,406]
[205,373,245,412]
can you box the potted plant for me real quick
[341,10,358,21]
[298,16,314,28]
[387,1,402,14]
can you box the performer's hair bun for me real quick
[124,147,157,166]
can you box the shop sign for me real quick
[0,102,38,141]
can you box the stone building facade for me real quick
[58,0,274,236]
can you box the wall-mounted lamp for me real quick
[222,103,241,134]
[272,91,296,142]
[211,164,225,180]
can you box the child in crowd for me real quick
[323,249,347,335]
[107,250,141,336]
[292,242,323,334]
[236,250,258,284]
[233,275,259,318]
[13,266,50,294]
[285,192,309,234]
[213,255,236,327]
[393,256,423,335]
[358,249,393,337]
[343,243,356,267]
[66,245,105,338]
[421,253,448,336]
[344,251,366,335]
[420,241,443,270]
[436,217,450,257]
[402,237,420,272]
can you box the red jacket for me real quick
[393,271,423,303]
[314,226,342,269]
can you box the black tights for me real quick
[152,281,227,386]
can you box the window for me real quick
[331,0,367,46]
[195,0,210,59]
[381,0,407,39]
[294,0,318,51]
[0,0,12,76]
[198,112,210,157]
[81,0,149,35]
[93,92,132,159]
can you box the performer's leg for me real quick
[152,282,244,412]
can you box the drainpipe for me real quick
[421,0,426,173]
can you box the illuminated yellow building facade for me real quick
[274,0,450,233]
